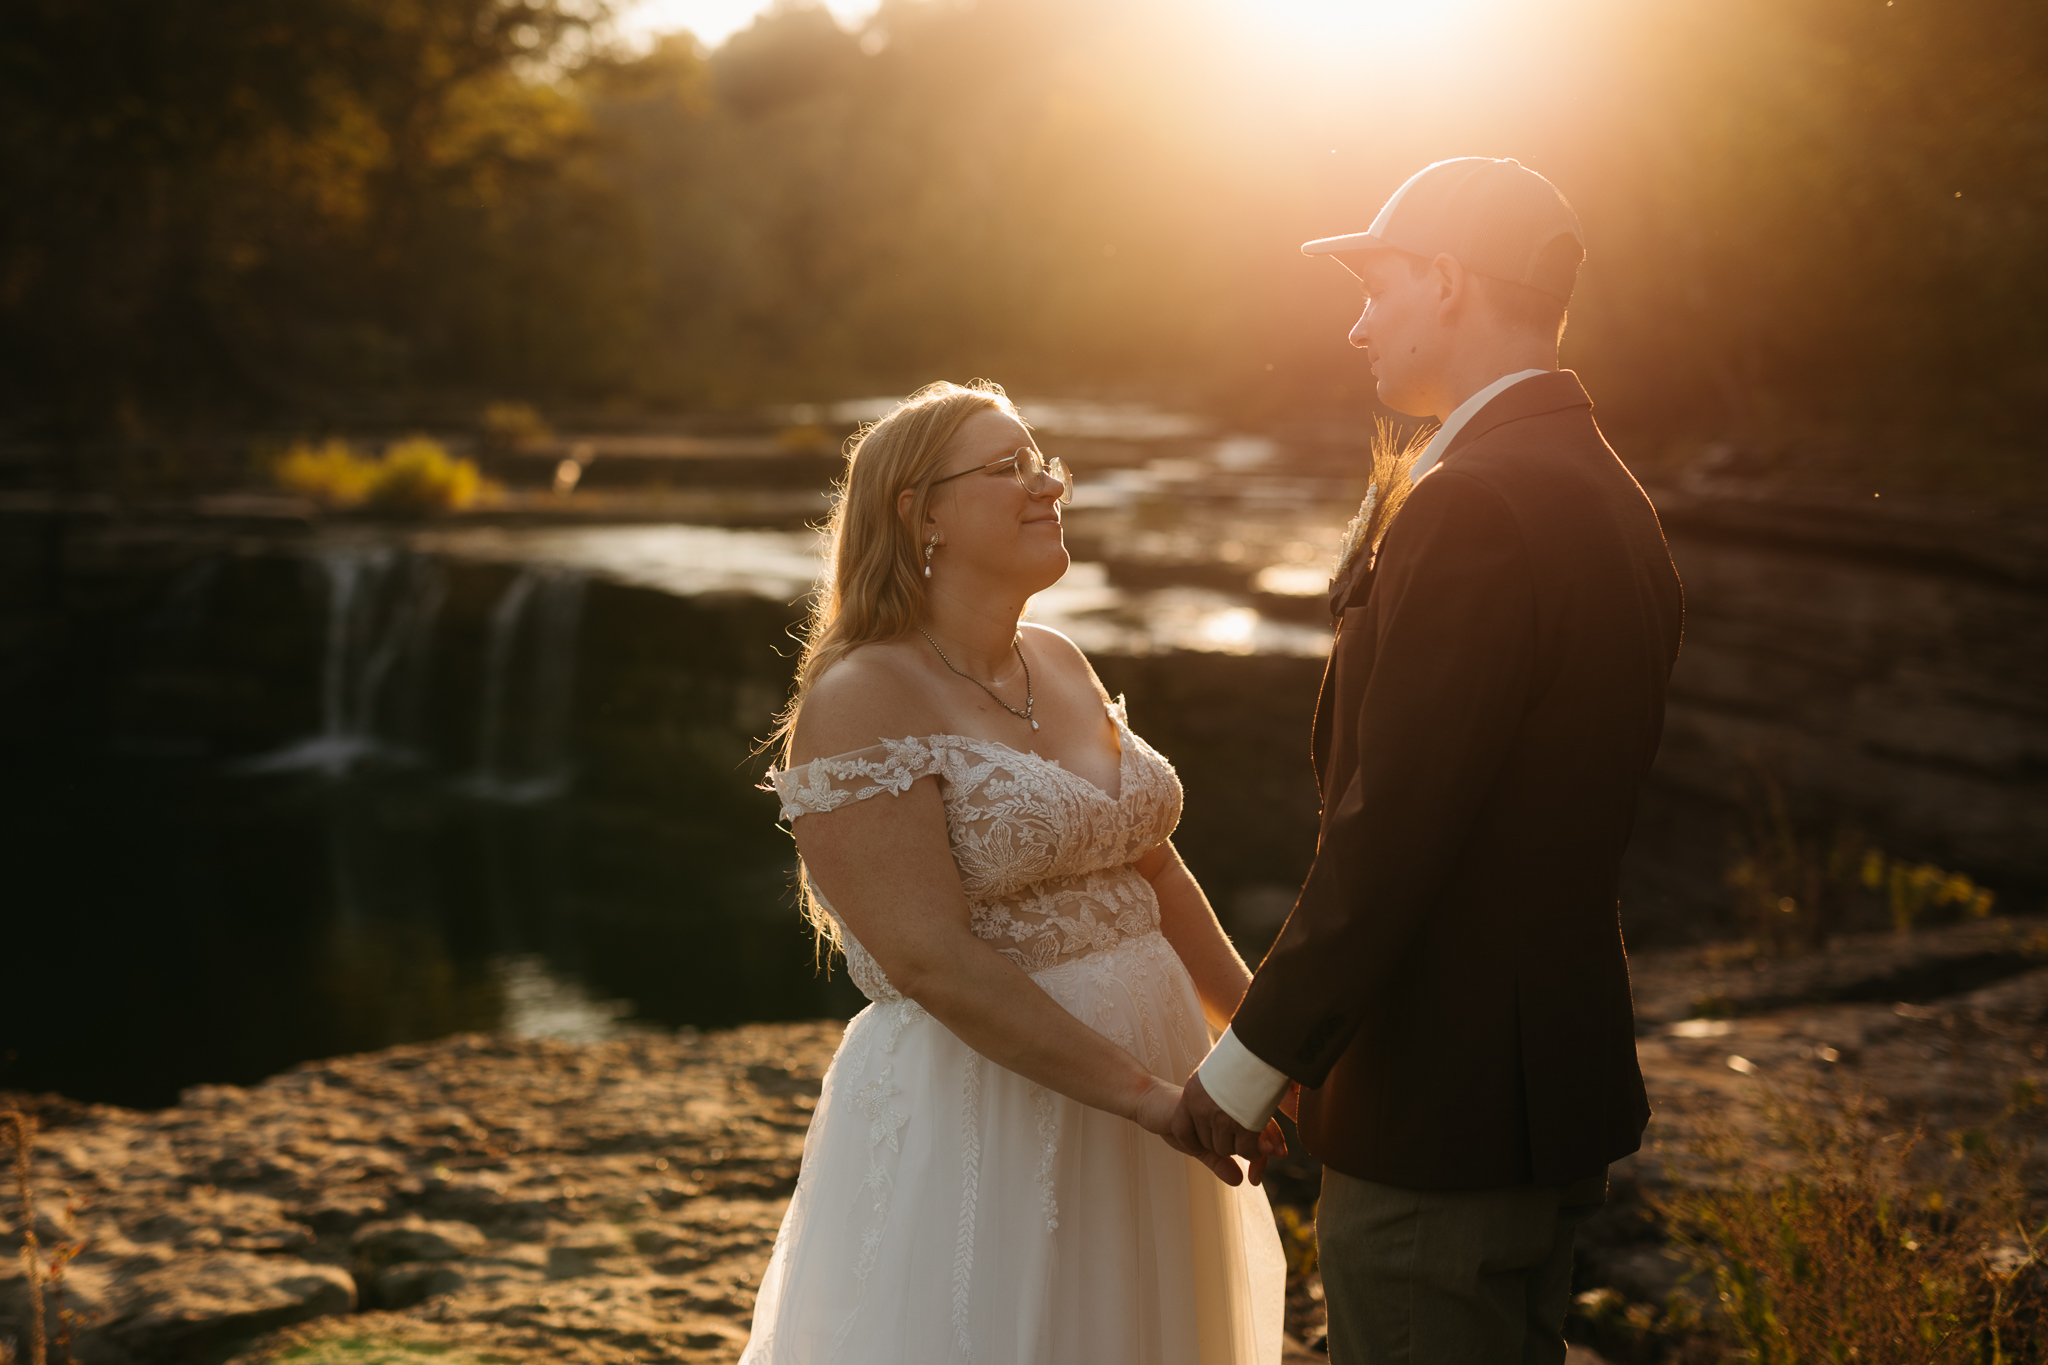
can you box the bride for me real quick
[739,381,1288,1363]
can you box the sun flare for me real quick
[1202,0,1501,52]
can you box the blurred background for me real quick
[2,0,2043,1108]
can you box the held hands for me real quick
[1134,1075,1287,1187]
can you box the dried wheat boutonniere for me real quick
[1335,417,1433,575]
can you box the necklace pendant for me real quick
[1030,718,1039,730]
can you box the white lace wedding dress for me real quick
[740,698,1285,1364]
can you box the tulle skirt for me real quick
[739,930,1286,1364]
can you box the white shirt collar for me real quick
[1407,368,1551,482]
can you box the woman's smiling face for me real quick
[924,407,1070,596]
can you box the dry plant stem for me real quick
[1334,417,1428,575]
[6,1108,46,1365]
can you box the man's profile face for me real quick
[1345,251,1438,418]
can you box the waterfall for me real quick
[234,545,444,777]
[458,566,587,803]
[228,544,582,795]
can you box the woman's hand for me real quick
[1280,1082,1301,1122]
[1137,1077,1290,1187]
[1132,1078,1251,1185]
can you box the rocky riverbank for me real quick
[5,917,2046,1365]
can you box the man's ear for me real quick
[1429,253,1467,324]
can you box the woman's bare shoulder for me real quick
[789,640,939,766]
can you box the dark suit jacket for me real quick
[1232,370,1684,1190]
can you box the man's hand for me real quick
[1131,1079,1252,1186]
[1170,1073,1287,1185]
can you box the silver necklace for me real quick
[919,628,1037,730]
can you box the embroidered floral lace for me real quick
[767,700,1182,1000]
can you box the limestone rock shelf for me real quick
[1,1025,838,1365]
[5,921,2046,1365]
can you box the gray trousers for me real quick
[1315,1166,1608,1365]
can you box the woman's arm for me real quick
[1141,840,1303,1122]
[795,778,1252,1182]
[1137,840,1251,1034]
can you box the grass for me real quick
[1653,1082,2047,1364]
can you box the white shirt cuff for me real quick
[1196,1026,1292,1131]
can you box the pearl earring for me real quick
[924,534,939,578]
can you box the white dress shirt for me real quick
[1193,367,1552,1133]
[1407,368,1551,483]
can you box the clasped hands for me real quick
[1139,1074,1299,1187]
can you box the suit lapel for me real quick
[1308,370,1592,801]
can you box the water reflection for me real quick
[417,524,821,602]
[493,954,636,1043]
[409,526,1336,660]
[1026,566,1331,658]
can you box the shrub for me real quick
[275,439,380,507]
[1864,852,1998,933]
[275,436,483,513]
[1655,1084,2047,1364]
[363,437,480,512]
[1726,756,2001,955]
[479,401,552,449]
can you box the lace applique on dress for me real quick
[952,1053,985,1361]
[765,700,1183,998]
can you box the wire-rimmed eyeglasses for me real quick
[928,446,1073,505]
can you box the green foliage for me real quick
[1656,1086,2048,1364]
[1726,755,2004,955]
[5,0,2047,493]
[1862,853,1999,933]
[0,0,629,426]
[275,436,482,512]
[1273,1201,1318,1280]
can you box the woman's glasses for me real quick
[929,446,1073,505]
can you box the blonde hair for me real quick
[771,379,1024,950]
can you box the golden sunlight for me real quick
[1201,0,1503,52]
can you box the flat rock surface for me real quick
[3,1026,837,1364]
[4,918,2045,1364]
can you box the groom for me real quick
[1170,158,1684,1363]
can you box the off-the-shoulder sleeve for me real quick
[763,737,945,823]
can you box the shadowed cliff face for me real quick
[0,532,862,1107]
[1649,489,2048,882]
